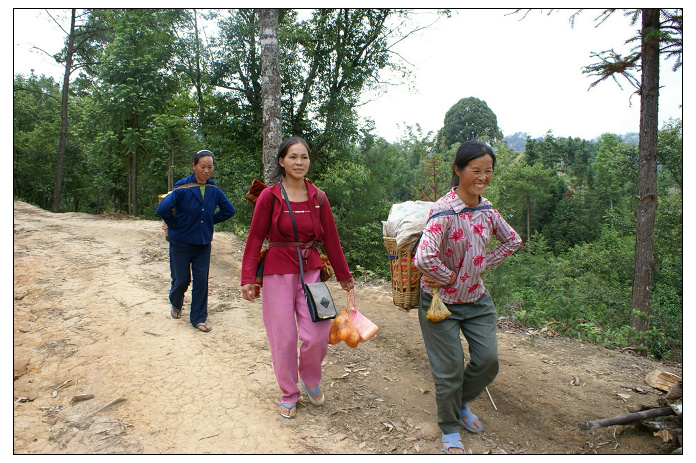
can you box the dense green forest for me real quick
[13,9,682,360]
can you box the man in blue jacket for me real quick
[157,150,236,332]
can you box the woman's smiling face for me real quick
[279,142,310,180]
[454,154,494,206]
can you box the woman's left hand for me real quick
[421,273,456,288]
[339,277,355,292]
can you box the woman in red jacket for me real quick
[241,137,355,419]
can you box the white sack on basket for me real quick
[385,201,434,248]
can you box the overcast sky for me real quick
[13,8,683,143]
[357,8,683,142]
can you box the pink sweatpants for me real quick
[261,269,332,405]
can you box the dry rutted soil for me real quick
[12,200,680,454]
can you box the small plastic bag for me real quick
[328,290,377,348]
[328,309,360,347]
[347,290,379,342]
[425,290,452,322]
[328,312,343,345]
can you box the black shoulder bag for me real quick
[279,183,337,322]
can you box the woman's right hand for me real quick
[339,277,355,292]
[241,283,258,302]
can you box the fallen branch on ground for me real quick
[70,394,94,405]
[579,407,675,430]
[85,396,126,420]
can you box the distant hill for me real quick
[501,132,529,152]
[621,132,639,146]
[502,132,639,152]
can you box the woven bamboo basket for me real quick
[383,236,421,309]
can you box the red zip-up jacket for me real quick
[240,180,352,286]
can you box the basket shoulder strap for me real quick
[411,204,493,254]
[174,182,219,190]
[426,204,492,223]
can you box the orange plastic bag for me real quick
[328,308,360,347]
[328,290,378,347]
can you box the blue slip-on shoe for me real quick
[442,432,466,454]
[459,405,483,433]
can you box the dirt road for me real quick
[12,200,680,454]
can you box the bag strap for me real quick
[427,204,492,223]
[248,179,323,208]
[279,182,307,286]
[174,182,219,190]
[268,240,318,249]
[411,204,493,254]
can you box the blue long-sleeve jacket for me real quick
[156,173,236,245]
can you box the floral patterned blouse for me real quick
[413,189,523,304]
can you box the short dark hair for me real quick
[271,137,311,181]
[451,141,496,187]
[193,149,214,165]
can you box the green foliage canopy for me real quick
[12,9,682,360]
[438,96,503,149]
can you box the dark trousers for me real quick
[418,289,499,434]
[168,241,211,327]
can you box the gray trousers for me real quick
[418,288,499,434]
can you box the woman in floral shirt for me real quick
[413,141,522,454]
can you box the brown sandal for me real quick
[171,306,182,319]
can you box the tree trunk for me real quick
[168,146,174,191]
[629,9,660,344]
[193,9,205,128]
[52,9,76,213]
[259,9,282,185]
[526,196,531,242]
[127,155,132,214]
[130,115,139,216]
[131,145,138,216]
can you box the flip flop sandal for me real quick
[442,432,465,454]
[195,322,212,332]
[171,306,182,319]
[459,405,483,433]
[279,403,296,419]
[300,379,325,406]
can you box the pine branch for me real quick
[583,50,641,90]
